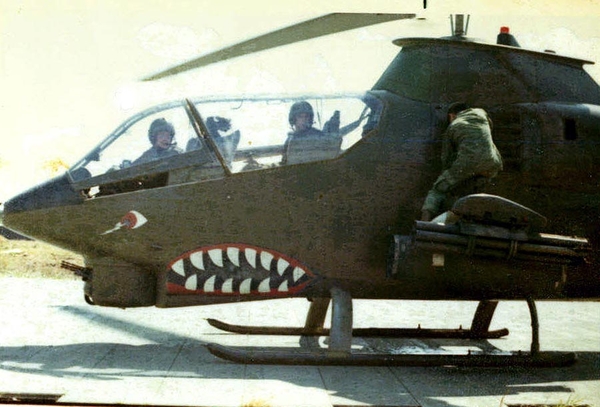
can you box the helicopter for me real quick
[1,13,599,367]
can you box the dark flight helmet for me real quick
[288,101,314,126]
[148,118,175,144]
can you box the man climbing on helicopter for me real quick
[421,102,503,222]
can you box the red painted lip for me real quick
[166,243,315,296]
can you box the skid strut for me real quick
[206,290,575,366]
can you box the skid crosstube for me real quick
[206,344,577,367]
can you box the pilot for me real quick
[287,101,323,137]
[281,101,327,165]
[421,102,503,221]
[133,118,182,165]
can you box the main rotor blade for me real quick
[143,12,415,81]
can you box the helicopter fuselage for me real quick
[3,36,600,308]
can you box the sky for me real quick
[1,0,600,201]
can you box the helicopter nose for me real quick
[2,173,84,230]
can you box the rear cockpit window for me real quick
[69,94,382,197]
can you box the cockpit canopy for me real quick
[69,94,382,197]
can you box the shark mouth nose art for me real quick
[166,244,315,296]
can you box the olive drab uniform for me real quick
[422,108,503,218]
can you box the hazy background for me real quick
[1,0,599,201]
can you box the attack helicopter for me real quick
[2,13,600,367]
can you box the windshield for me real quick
[69,94,382,197]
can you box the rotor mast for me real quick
[450,14,470,38]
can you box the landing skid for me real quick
[206,344,576,367]
[208,297,508,339]
[205,290,576,367]
[206,319,508,339]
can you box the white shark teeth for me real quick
[240,278,252,294]
[258,278,271,293]
[260,251,274,270]
[278,280,289,292]
[227,247,240,267]
[208,249,223,268]
[204,275,216,292]
[172,259,185,277]
[245,248,257,268]
[222,278,234,293]
[277,258,290,276]
[293,267,306,283]
[185,275,197,291]
[175,246,312,294]
[190,251,204,270]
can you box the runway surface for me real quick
[0,277,598,407]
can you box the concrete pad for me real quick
[0,277,598,407]
[319,366,418,406]
[242,366,332,407]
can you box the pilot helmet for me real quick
[288,101,314,126]
[148,118,175,144]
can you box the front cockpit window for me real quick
[69,94,382,197]
[80,105,195,178]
